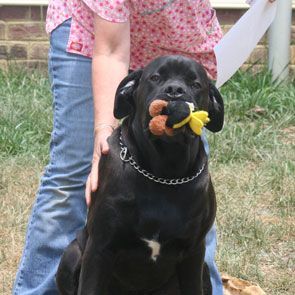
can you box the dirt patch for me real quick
[0,159,42,294]
[280,126,295,145]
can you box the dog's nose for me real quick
[164,84,186,98]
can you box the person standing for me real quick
[14,1,224,294]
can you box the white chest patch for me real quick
[142,238,161,262]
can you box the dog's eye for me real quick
[191,81,201,90]
[150,74,161,82]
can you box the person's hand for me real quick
[85,125,114,207]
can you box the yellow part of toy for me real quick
[189,111,210,135]
[172,115,191,129]
[173,110,210,136]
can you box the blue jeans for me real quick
[13,19,223,295]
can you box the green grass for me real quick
[0,67,52,162]
[0,67,294,294]
[209,69,295,163]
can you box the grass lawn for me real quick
[0,67,294,294]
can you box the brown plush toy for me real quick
[149,99,192,136]
[148,99,210,137]
[148,100,174,136]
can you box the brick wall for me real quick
[0,5,294,73]
[0,6,48,70]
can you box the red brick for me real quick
[241,64,264,74]
[0,22,5,40]
[259,34,267,45]
[248,46,268,64]
[30,7,44,21]
[7,23,47,41]
[43,6,48,19]
[0,6,30,21]
[216,9,246,26]
[221,25,232,34]
[27,60,48,71]
[9,60,48,72]
[29,42,49,60]
[0,60,8,71]
[9,44,28,59]
[8,60,27,68]
[0,44,8,59]
[291,45,295,65]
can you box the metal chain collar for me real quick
[119,134,206,186]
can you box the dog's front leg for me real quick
[177,241,206,295]
[77,238,115,295]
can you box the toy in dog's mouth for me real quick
[148,99,210,137]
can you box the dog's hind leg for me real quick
[56,229,88,295]
[150,275,180,295]
[77,238,116,295]
[108,277,131,295]
[176,241,206,295]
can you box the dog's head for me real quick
[114,56,224,139]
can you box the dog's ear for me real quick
[114,69,143,119]
[205,82,224,132]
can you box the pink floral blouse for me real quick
[46,0,224,79]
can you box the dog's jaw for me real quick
[129,117,202,179]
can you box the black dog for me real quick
[56,55,224,295]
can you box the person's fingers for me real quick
[101,140,110,155]
[85,175,92,207]
[85,127,114,206]
[90,155,99,192]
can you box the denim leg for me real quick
[205,225,223,295]
[13,19,93,295]
[201,132,223,295]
